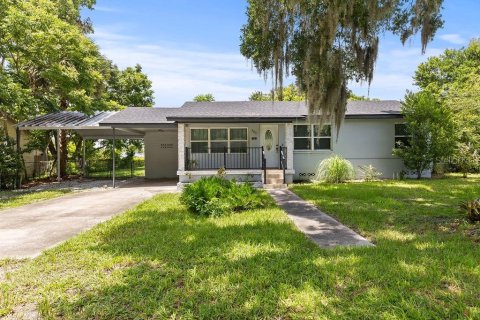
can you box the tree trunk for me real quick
[59,129,67,177]
[59,99,69,178]
[416,169,422,179]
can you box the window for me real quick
[394,123,410,147]
[294,124,331,150]
[190,128,248,153]
[191,129,208,153]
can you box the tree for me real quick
[249,84,303,101]
[110,64,154,108]
[445,73,480,177]
[393,91,456,179]
[347,91,380,101]
[414,39,480,96]
[241,0,444,129]
[0,126,21,189]
[414,41,480,176]
[193,94,215,102]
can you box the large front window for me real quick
[294,124,331,150]
[191,128,248,153]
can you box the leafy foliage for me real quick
[459,199,480,223]
[393,91,456,179]
[193,94,215,102]
[180,176,266,217]
[109,64,154,108]
[0,127,21,189]
[414,41,480,177]
[358,165,382,182]
[249,84,304,101]
[315,155,354,183]
[241,0,443,129]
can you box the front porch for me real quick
[176,123,295,186]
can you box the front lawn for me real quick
[1,178,479,319]
[0,189,72,211]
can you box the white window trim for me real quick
[294,124,332,151]
[190,127,249,153]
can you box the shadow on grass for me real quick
[37,192,479,319]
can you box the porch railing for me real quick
[279,146,287,184]
[185,147,264,170]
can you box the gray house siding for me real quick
[293,118,406,180]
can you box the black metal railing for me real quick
[185,147,264,170]
[279,146,287,184]
[262,146,266,184]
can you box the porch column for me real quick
[178,123,185,171]
[285,123,294,170]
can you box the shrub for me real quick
[459,199,480,223]
[180,176,266,217]
[358,165,382,182]
[315,155,355,183]
[0,128,22,190]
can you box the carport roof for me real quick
[16,111,118,130]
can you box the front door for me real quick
[260,125,279,168]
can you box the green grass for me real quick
[0,189,72,211]
[1,178,479,319]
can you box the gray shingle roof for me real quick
[99,107,178,125]
[168,100,402,121]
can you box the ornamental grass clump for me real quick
[459,199,480,223]
[315,155,355,183]
[180,176,266,217]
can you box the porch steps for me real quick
[263,169,287,189]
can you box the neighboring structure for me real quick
[1,112,45,180]
[17,100,416,188]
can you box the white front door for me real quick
[260,125,279,168]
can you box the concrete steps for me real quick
[264,169,287,189]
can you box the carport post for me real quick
[82,138,86,177]
[112,127,116,188]
[56,129,61,181]
[15,127,21,189]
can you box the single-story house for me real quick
[16,100,419,188]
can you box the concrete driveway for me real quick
[0,180,178,259]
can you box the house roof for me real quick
[17,100,402,130]
[99,107,178,127]
[166,100,402,122]
[101,100,402,125]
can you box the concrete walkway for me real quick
[0,180,178,259]
[267,189,374,248]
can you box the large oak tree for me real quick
[241,0,444,128]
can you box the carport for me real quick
[16,111,145,188]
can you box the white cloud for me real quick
[438,34,466,45]
[90,28,271,107]
[93,6,121,13]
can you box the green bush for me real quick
[459,199,480,223]
[180,176,266,217]
[315,155,355,183]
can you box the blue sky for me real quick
[84,0,480,107]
